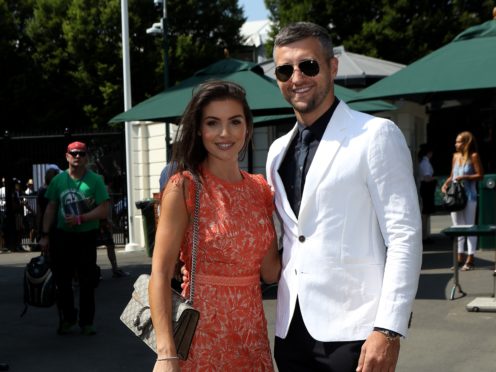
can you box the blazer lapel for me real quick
[271,125,299,224]
[299,102,350,214]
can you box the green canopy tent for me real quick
[109,59,292,123]
[109,58,395,124]
[335,85,396,113]
[350,19,496,104]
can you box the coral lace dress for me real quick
[176,168,275,371]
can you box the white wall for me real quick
[375,101,428,167]
[252,126,271,176]
[129,121,175,249]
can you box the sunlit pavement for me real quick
[1,214,495,371]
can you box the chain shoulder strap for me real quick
[187,175,201,305]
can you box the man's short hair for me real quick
[274,22,334,60]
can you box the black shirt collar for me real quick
[297,98,340,140]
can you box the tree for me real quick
[1,0,246,131]
[264,0,494,64]
[347,0,495,64]
[0,0,47,130]
[25,0,84,128]
[161,0,246,85]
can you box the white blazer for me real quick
[266,101,422,341]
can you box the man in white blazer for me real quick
[267,22,422,371]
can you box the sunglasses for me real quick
[68,151,86,157]
[275,59,320,82]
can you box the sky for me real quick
[238,0,270,21]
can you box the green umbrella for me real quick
[350,19,496,103]
[334,85,396,113]
[109,58,395,124]
[109,59,292,123]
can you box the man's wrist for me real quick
[373,327,401,342]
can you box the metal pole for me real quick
[2,131,16,250]
[162,1,171,161]
[121,0,140,251]
[162,1,169,90]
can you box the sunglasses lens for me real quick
[69,151,86,157]
[275,65,294,82]
[299,60,319,77]
[275,60,320,82]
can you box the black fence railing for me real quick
[1,128,128,251]
[1,193,128,251]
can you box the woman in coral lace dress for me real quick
[149,81,281,372]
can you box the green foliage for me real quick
[1,0,245,132]
[265,0,494,64]
[165,0,246,83]
[345,0,495,64]
[5,0,492,132]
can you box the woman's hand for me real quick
[441,182,449,193]
[180,265,189,290]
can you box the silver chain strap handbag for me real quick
[120,175,201,360]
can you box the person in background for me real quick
[0,177,5,250]
[96,180,129,278]
[441,131,484,271]
[1,178,23,252]
[36,167,60,242]
[0,177,5,214]
[13,180,24,251]
[159,162,178,193]
[24,179,34,195]
[266,22,422,371]
[39,141,109,336]
[22,179,37,245]
[418,143,437,244]
[149,81,280,371]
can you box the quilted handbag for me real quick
[120,175,201,360]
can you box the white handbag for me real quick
[120,175,201,360]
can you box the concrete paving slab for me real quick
[0,214,494,371]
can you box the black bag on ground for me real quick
[21,254,56,317]
[442,181,468,212]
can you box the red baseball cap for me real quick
[67,141,87,152]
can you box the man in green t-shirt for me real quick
[39,141,109,336]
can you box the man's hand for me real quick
[356,331,400,372]
[64,214,80,227]
[39,236,49,254]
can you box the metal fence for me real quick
[1,128,128,251]
[0,193,128,251]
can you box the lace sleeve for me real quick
[168,172,195,216]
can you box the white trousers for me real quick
[451,201,478,255]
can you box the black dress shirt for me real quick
[278,99,340,216]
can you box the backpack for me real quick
[21,254,56,317]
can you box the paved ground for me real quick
[1,215,495,371]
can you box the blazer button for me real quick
[298,235,305,242]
